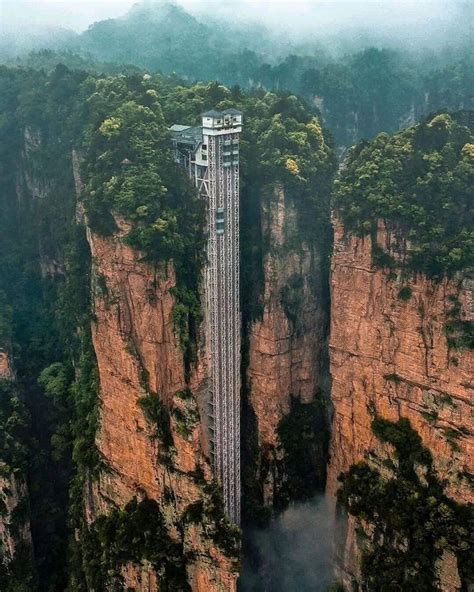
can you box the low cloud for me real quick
[240,497,338,592]
[1,0,469,46]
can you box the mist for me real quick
[0,0,133,32]
[240,497,338,591]
[1,0,472,55]
[184,0,471,50]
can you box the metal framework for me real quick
[171,111,241,523]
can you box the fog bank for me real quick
[240,497,337,591]
[1,0,471,52]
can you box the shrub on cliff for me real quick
[81,497,191,591]
[0,379,30,475]
[338,417,474,590]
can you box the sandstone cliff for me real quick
[328,219,473,589]
[85,217,238,591]
[0,350,33,575]
[246,185,329,509]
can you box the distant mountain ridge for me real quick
[1,1,472,148]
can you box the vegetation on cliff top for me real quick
[333,112,474,276]
[338,417,474,590]
[80,73,334,249]
[6,3,472,148]
[82,75,206,264]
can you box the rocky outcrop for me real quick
[0,350,32,570]
[247,185,328,506]
[0,351,14,380]
[327,219,474,588]
[0,473,31,564]
[85,217,238,591]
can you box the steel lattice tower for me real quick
[171,109,242,523]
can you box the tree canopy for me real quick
[333,112,474,275]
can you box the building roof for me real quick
[170,125,203,147]
[170,124,191,132]
[202,109,223,117]
[202,108,242,118]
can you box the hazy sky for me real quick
[1,0,133,31]
[0,0,468,39]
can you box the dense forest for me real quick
[334,112,474,276]
[2,2,473,147]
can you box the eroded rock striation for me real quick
[0,349,33,582]
[246,185,329,509]
[328,219,473,588]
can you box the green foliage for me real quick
[372,417,432,474]
[333,113,474,276]
[80,497,191,591]
[0,540,37,592]
[79,491,238,591]
[15,3,470,149]
[138,394,174,450]
[170,285,202,357]
[0,292,13,345]
[156,80,336,250]
[0,379,30,475]
[444,294,474,350]
[338,417,474,590]
[0,378,35,590]
[0,362,35,590]
[181,486,241,560]
[172,390,199,440]
[38,363,75,461]
[384,373,402,383]
[0,62,104,589]
[276,396,329,508]
[398,286,412,301]
[257,109,334,186]
[200,482,241,558]
[81,75,206,264]
[445,319,474,350]
[80,74,207,369]
[69,340,101,475]
[182,500,204,524]
[0,17,470,590]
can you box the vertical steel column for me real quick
[205,129,241,524]
[172,119,241,521]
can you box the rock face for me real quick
[85,218,238,591]
[0,350,32,569]
[0,351,14,380]
[247,185,328,506]
[327,220,474,588]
